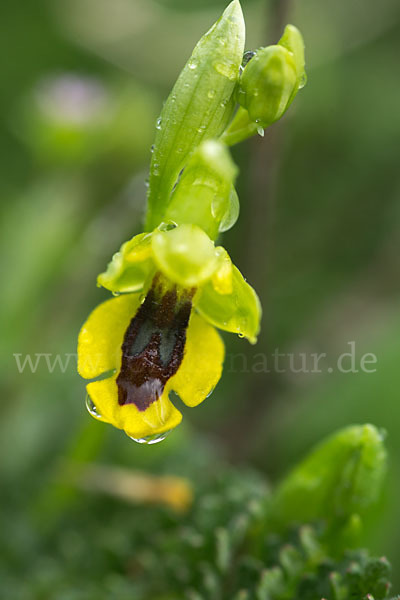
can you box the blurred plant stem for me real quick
[223,0,293,458]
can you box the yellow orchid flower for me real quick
[78,223,260,443]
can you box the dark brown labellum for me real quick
[116,276,194,411]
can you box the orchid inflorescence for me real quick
[77,0,306,443]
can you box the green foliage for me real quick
[0,425,394,598]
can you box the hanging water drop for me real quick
[257,125,264,137]
[156,116,162,130]
[298,72,307,89]
[129,430,172,445]
[85,394,102,419]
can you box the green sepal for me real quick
[146,0,245,230]
[270,424,387,531]
[278,24,306,101]
[97,233,153,293]
[196,260,261,343]
[164,139,239,239]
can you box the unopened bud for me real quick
[238,45,297,127]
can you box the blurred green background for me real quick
[1,0,400,596]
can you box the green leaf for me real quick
[270,424,387,530]
[146,0,245,230]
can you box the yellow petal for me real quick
[78,293,141,379]
[86,376,182,438]
[168,313,225,407]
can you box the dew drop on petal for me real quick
[256,125,265,137]
[85,394,102,419]
[156,116,162,130]
[206,385,216,399]
[188,60,198,70]
[129,430,172,445]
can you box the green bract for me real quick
[146,0,245,230]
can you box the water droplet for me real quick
[158,220,178,232]
[207,89,216,99]
[156,116,162,130]
[112,290,121,297]
[241,51,256,72]
[197,125,206,134]
[188,60,198,70]
[257,125,264,137]
[213,61,238,81]
[129,430,172,445]
[150,144,154,153]
[206,385,216,399]
[299,72,307,89]
[85,394,102,419]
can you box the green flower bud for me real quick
[238,45,297,127]
[222,24,305,145]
